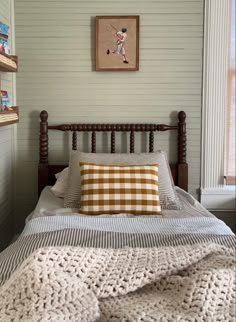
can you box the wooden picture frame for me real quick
[96,16,139,71]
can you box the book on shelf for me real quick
[0,22,10,54]
[1,90,12,111]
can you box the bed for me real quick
[0,110,235,321]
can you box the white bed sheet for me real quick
[27,186,214,222]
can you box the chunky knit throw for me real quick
[0,243,235,322]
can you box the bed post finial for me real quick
[39,110,49,195]
[177,111,188,191]
[40,110,48,122]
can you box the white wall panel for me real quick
[15,0,204,229]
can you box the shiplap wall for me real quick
[0,0,15,248]
[15,0,204,230]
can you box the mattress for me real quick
[27,185,215,221]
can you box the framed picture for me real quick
[96,15,139,71]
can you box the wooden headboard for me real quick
[38,110,188,195]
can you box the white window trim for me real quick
[201,0,235,210]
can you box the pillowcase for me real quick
[63,151,181,210]
[79,162,161,215]
[51,167,69,198]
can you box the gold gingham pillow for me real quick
[79,162,161,215]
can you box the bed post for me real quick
[178,111,188,191]
[38,110,49,195]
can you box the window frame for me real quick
[201,0,235,210]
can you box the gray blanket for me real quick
[0,223,235,286]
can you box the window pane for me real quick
[225,0,236,184]
[230,0,235,68]
[227,75,235,177]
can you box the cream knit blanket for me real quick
[0,243,235,322]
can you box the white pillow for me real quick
[64,151,181,210]
[51,167,69,198]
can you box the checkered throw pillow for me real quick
[79,162,161,215]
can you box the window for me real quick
[225,0,236,185]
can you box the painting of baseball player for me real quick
[96,16,139,71]
[107,27,129,64]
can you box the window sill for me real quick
[200,186,236,210]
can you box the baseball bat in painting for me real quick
[110,24,119,32]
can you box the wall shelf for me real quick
[0,51,18,126]
[0,51,17,72]
[0,106,19,127]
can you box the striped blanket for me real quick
[0,215,235,287]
